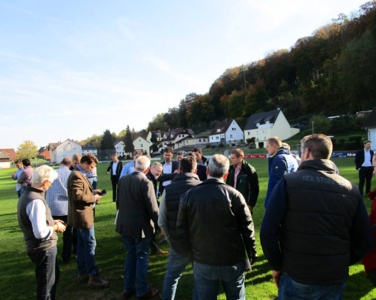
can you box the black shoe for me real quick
[137,288,159,299]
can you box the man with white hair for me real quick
[116,156,160,299]
[177,154,257,300]
[18,165,66,300]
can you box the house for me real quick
[175,131,209,149]
[114,141,125,157]
[38,147,50,161]
[364,106,376,150]
[133,136,152,155]
[0,150,11,169]
[209,119,244,146]
[0,148,17,161]
[49,139,82,164]
[82,144,98,156]
[244,109,300,149]
[160,128,195,150]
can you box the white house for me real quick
[49,139,82,164]
[82,144,98,156]
[243,109,300,149]
[160,128,195,150]
[174,134,209,149]
[114,141,125,157]
[0,150,10,169]
[364,106,376,150]
[209,119,244,146]
[133,136,152,155]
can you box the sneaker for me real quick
[123,290,135,299]
[88,275,109,289]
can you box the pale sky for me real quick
[0,0,367,150]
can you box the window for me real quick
[232,127,236,131]
[230,134,233,138]
[216,136,219,140]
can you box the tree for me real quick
[100,129,115,150]
[17,140,39,160]
[124,125,135,154]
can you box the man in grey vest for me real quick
[18,165,66,300]
[158,154,201,299]
[260,134,373,299]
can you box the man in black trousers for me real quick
[355,140,374,195]
[107,154,123,202]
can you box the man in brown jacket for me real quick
[67,153,109,288]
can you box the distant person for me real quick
[362,188,376,287]
[192,147,208,165]
[70,153,81,171]
[373,153,376,175]
[260,134,373,299]
[281,142,301,165]
[176,150,185,162]
[12,159,24,198]
[67,154,109,289]
[264,137,298,208]
[116,156,160,299]
[106,154,123,202]
[159,147,179,196]
[159,155,201,300]
[226,149,259,212]
[17,158,34,195]
[17,165,66,300]
[177,154,257,300]
[119,150,143,179]
[355,140,374,195]
[46,157,73,264]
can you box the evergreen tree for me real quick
[124,125,135,153]
[100,129,114,150]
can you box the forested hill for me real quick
[147,1,376,132]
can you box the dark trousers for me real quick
[52,215,75,263]
[111,176,119,202]
[28,246,60,300]
[359,167,374,195]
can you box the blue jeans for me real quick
[28,246,60,300]
[76,226,99,276]
[278,273,346,300]
[194,261,245,300]
[122,235,152,297]
[162,248,198,300]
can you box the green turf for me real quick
[0,158,375,299]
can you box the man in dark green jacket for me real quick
[226,148,259,211]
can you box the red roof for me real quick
[0,148,16,161]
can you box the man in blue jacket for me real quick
[264,136,298,208]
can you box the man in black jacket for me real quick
[177,154,256,300]
[226,148,259,212]
[260,134,373,299]
[355,140,374,195]
[159,155,201,300]
[106,154,123,202]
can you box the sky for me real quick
[0,0,368,150]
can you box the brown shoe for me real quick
[77,273,89,283]
[137,288,159,299]
[88,275,109,289]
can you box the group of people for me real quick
[15,134,376,300]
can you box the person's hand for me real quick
[94,194,101,202]
[106,171,110,175]
[53,220,66,233]
[93,189,101,195]
[272,270,282,288]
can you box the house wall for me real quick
[244,112,299,148]
[225,120,244,144]
[0,161,11,169]
[368,128,376,151]
[115,142,125,157]
[133,138,151,155]
[52,140,82,163]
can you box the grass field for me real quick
[0,158,375,299]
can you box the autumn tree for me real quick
[17,140,39,160]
